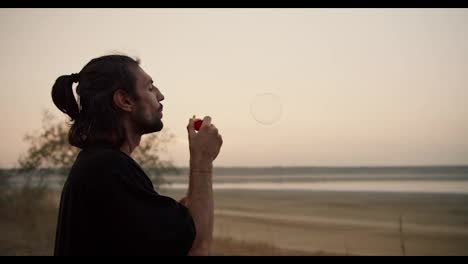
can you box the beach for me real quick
[161,188,468,255]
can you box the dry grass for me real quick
[0,188,58,256]
[211,237,338,256]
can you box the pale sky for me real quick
[0,8,467,168]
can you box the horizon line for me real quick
[2,164,468,170]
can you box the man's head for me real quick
[113,63,165,135]
[51,54,165,149]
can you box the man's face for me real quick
[130,65,165,134]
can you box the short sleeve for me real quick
[79,156,196,255]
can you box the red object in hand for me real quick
[194,119,203,131]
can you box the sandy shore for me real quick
[160,188,468,256]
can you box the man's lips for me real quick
[157,104,163,118]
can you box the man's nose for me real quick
[156,89,165,101]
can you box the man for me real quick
[52,55,222,256]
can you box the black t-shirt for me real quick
[54,143,196,256]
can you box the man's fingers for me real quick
[187,118,196,138]
[200,116,212,129]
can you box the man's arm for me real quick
[186,164,213,255]
[177,167,213,255]
[184,116,222,256]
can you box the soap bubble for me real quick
[249,93,283,125]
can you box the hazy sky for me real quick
[0,8,467,167]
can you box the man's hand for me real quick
[187,116,223,169]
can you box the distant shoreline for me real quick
[2,165,468,176]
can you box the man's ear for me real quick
[113,89,134,112]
